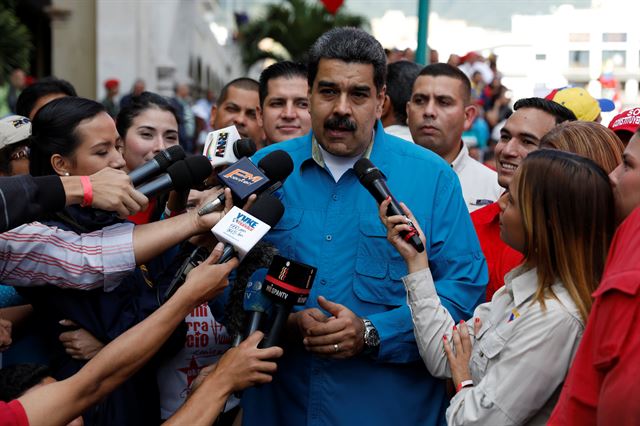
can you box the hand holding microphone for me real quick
[354,158,424,253]
[378,198,429,272]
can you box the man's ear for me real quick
[256,105,264,128]
[463,104,479,131]
[381,95,392,121]
[375,85,387,119]
[51,154,71,176]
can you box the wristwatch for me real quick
[362,318,380,356]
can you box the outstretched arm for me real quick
[17,244,239,426]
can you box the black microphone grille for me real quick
[354,158,383,184]
[234,138,257,158]
[184,155,213,185]
[166,160,192,191]
[258,150,294,182]
[154,145,186,169]
[247,194,285,228]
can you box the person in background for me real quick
[15,77,77,120]
[192,89,216,152]
[382,149,615,424]
[545,87,615,123]
[210,78,265,149]
[407,63,502,211]
[171,83,196,153]
[549,128,640,425]
[0,115,31,176]
[381,60,420,142]
[471,97,576,301]
[607,107,640,146]
[257,61,311,145]
[540,121,624,174]
[101,79,120,118]
[119,78,145,110]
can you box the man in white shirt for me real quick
[381,61,421,143]
[407,63,502,211]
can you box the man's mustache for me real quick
[324,115,357,132]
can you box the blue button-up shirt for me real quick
[243,121,487,426]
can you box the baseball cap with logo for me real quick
[545,87,615,122]
[608,107,640,143]
[0,115,31,150]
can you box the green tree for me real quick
[237,0,366,70]
[0,0,33,82]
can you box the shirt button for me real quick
[320,279,327,285]
[332,194,338,201]
[479,351,484,358]
[325,234,332,241]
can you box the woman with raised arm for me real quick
[380,150,615,425]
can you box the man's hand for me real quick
[89,168,149,217]
[0,318,12,351]
[59,320,105,361]
[210,331,283,392]
[178,242,239,306]
[302,296,365,359]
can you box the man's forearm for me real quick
[132,211,202,264]
[164,370,232,426]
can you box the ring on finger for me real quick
[334,343,340,353]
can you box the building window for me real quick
[535,53,546,61]
[603,50,626,68]
[602,33,627,42]
[569,33,590,42]
[569,50,589,68]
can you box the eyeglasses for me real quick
[9,146,30,161]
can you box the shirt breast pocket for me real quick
[352,217,407,309]
[266,208,303,259]
[472,320,511,376]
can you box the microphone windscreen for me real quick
[165,145,186,162]
[257,150,294,182]
[354,158,383,186]
[234,138,257,158]
[247,194,285,227]
[166,161,192,191]
[184,155,213,184]
[224,241,278,338]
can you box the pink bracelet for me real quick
[456,380,474,393]
[80,176,93,207]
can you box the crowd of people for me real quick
[0,26,639,426]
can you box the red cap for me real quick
[104,79,119,90]
[608,108,640,135]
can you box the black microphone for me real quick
[234,138,258,159]
[183,155,214,187]
[129,145,185,186]
[197,150,294,216]
[354,158,425,253]
[212,193,285,264]
[136,160,191,197]
[260,256,317,348]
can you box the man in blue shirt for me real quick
[243,27,487,426]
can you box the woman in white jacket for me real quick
[379,150,615,425]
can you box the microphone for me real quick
[183,155,214,187]
[135,156,212,198]
[241,268,273,342]
[354,158,425,253]
[260,255,317,348]
[197,150,294,216]
[212,193,285,264]
[203,125,257,168]
[129,145,185,186]
[226,241,279,347]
